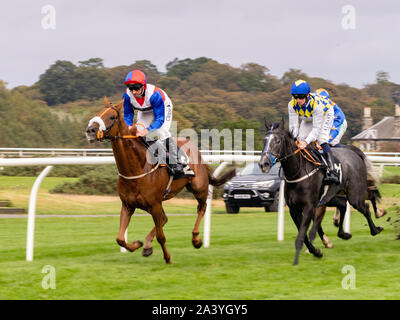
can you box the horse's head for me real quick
[86,96,126,143]
[259,117,287,173]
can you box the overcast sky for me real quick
[1,0,399,89]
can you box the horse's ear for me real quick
[104,96,110,106]
[280,117,285,129]
[264,117,272,129]
[116,99,124,111]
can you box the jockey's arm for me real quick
[333,104,345,125]
[123,93,134,127]
[305,103,324,145]
[288,101,299,138]
[147,91,166,133]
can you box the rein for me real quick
[263,129,323,183]
[93,104,161,180]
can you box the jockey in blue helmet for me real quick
[288,80,339,184]
[314,88,347,147]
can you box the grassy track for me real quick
[0,175,399,300]
[0,211,399,300]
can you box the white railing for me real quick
[0,155,256,262]
[2,148,400,165]
[0,148,262,158]
[1,151,399,262]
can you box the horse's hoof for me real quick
[313,249,323,258]
[142,247,153,257]
[324,242,334,249]
[375,209,387,219]
[338,232,352,240]
[333,219,340,227]
[125,240,143,252]
[192,239,203,249]
[371,226,384,236]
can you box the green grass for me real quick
[0,211,399,300]
[0,175,399,300]
[0,176,258,215]
[382,166,400,178]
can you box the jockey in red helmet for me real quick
[123,69,194,179]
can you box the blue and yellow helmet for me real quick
[291,80,310,95]
[314,88,330,99]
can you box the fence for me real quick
[1,149,400,261]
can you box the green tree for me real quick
[281,68,308,86]
[38,60,79,105]
[166,57,211,80]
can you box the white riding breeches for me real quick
[330,119,347,146]
[298,111,334,145]
[135,98,173,141]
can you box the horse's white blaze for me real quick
[88,116,106,132]
[263,133,278,154]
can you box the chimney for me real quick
[395,104,400,137]
[362,107,373,131]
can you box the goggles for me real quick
[292,94,308,99]
[127,83,144,91]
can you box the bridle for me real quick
[262,127,322,183]
[93,105,139,141]
[262,126,299,165]
[89,104,165,180]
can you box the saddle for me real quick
[307,143,342,184]
[142,138,195,180]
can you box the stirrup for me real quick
[324,170,340,184]
[183,165,195,176]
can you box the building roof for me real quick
[351,116,400,140]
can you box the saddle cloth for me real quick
[142,139,194,179]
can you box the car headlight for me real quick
[254,180,275,188]
[225,181,232,187]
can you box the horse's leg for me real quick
[337,203,352,240]
[289,206,322,263]
[311,206,334,248]
[332,209,340,227]
[368,186,387,219]
[309,206,325,243]
[371,197,387,219]
[150,204,171,264]
[294,204,315,265]
[142,227,156,257]
[116,204,143,252]
[191,196,207,249]
[350,199,383,236]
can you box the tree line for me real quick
[2,57,400,150]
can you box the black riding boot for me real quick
[324,151,340,184]
[165,138,186,179]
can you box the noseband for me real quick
[263,126,299,165]
[93,105,139,141]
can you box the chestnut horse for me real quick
[85,97,236,264]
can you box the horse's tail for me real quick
[346,145,381,185]
[207,165,236,187]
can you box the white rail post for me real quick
[277,180,286,241]
[204,161,229,248]
[26,165,53,262]
[344,201,351,234]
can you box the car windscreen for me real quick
[240,163,280,175]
